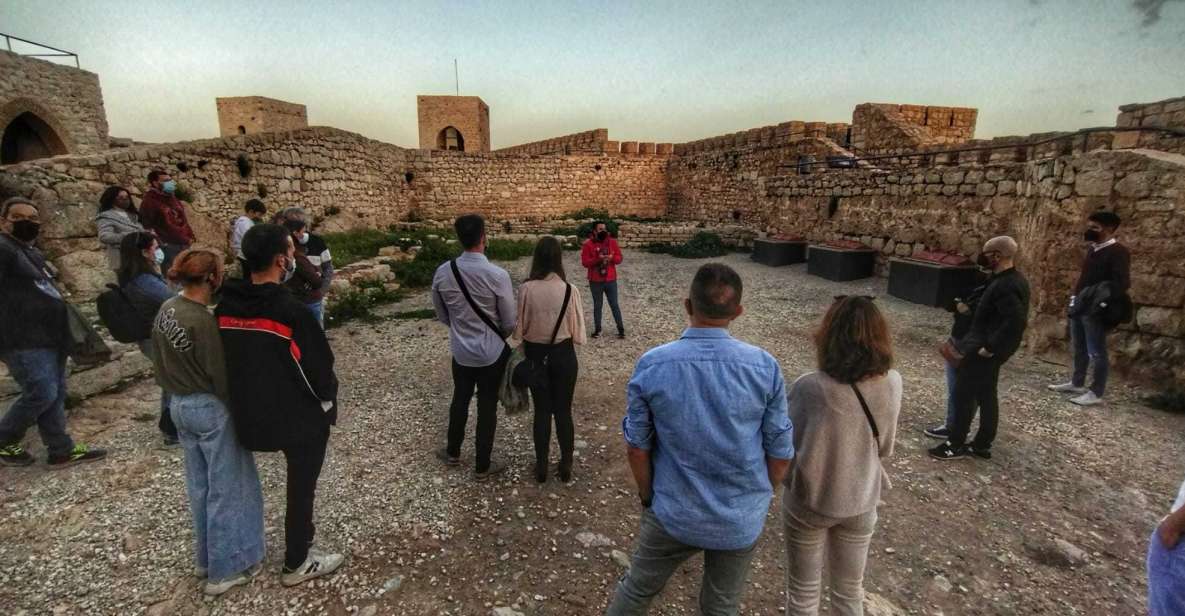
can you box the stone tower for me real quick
[216,96,307,137]
[417,95,490,152]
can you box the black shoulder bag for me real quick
[850,384,882,456]
[449,259,509,346]
[511,283,572,390]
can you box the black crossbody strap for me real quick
[450,259,505,342]
[850,383,881,455]
[549,284,572,345]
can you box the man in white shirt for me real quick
[230,199,266,275]
[1149,476,1185,615]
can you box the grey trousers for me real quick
[783,505,878,616]
[605,509,757,616]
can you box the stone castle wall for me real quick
[0,51,109,156]
[1114,96,1185,154]
[496,129,610,155]
[216,96,308,137]
[417,96,490,152]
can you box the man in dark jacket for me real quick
[930,236,1030,461]
[139,169,196,272]
[1048,210,1131,407]
[215,223,344,587]
[0,198,107,468]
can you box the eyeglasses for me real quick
[834,294,876,302]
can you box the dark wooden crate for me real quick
[751,239,807,266]
[806,245,877,281]
[887,258,979,307]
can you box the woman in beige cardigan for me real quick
[513,236,587,483]
[783,296,901,615]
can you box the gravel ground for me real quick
[1,249,1181,615]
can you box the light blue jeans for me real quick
[171,392,265,580]
[1148,528,1185,615]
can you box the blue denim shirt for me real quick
[623,327,794,550]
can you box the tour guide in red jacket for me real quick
[139,169,196,272]
[580,221,625,338]
[215,223,345,587]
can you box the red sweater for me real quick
[581,236,623,282]
[139,189,196,246]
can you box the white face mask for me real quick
[153,247,165,265]
[298,232,309,245]
[281,256,296,282]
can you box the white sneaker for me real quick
[1048,382,1088,394]
[281,549,345,587]
[195,565,208,579]
[1070,391,1104,406]
[203,563,261,596]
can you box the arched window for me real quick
[1,112,69,164]
[238,125,247,135]
[436,126,465,151]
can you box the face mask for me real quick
[1084,229,1101,243]
[298,232,309,245]
[975,253,996,270]
[162,180,177,194]
[281,256,296,282]
[153,247,165,265]
[596,231,608,241]
[10,220,40,242]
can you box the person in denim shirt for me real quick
[606,263,794,616]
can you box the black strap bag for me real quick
[511,284,572,390]
[96,283,152,343]
[850,383,882,456]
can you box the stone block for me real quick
[942,170,965,185]
[1138,307,1185,337]
[1132,274,1185,307]
[1075,169,1114,196]
[1114,172,1154,199]
[620,142,638,154]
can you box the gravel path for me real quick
[1,249,1181,615]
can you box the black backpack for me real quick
[97,283,152,343]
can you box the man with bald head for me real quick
[930,236,1030,461]
[607,263,794,615]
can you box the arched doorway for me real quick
[1,112,69,164]
[436,126,465,151]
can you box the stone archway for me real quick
[0,99,73,165]
[436,126,465,151]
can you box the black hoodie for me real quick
[215,279,338,451]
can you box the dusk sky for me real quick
[6,0,1184,148]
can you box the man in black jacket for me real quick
[930,236,1030,461]
[216,223,344,586]
[0,198,107,468]
[1048,210,1131,407]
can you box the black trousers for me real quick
[524,339,579,466]
[447,347,509,473]
[949,355,1003,450]
[280,427,329,570]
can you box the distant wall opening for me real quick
[437,126,465,151]
[238,125,246,135]
[1,112,69,164]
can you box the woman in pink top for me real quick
[514,236,587,483]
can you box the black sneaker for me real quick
[434,447,460,467]
[162,434,181,449]
[47,444,108,469]
[928,441,967,461]
[617,330,626,339]
[591,330,602,339]
[923,425,950,440]
[969,445,992,460]
[0,443,35,467]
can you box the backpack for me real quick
[97,283,152,343]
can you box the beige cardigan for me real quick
[782,369,902,519]
[513,274,587,345]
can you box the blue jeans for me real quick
[943,359,957,428]
[306,301,324,329]
[0,348,74,456]
[589,281,624,334]
[137,340,177,439]
[1148,528,1185,615]
[606,508,757,615]
[1070,315,1108,396]
[171,392,265,580]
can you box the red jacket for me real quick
[139,189,196,246]
[581,235,623,282]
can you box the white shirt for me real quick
[230,216,255,259]
[1091,237,1118,252]
[1173,476,1185,514]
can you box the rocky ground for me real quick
[1,250,1180,616]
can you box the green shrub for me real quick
[173,183,196,204]
[670,232,728,258]
[325,282,404,327]
[569,207,611,220]
[323,229,399,267]
[644,242,674,254]
[393,308,437,320]
[485,238,536,261]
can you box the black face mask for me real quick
[596,231,608,241]
[10,220,40,242]
[976,253,995,270]
[1084,229,1102,242]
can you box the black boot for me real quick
[535,459,548,483]
[558,457,573,483]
